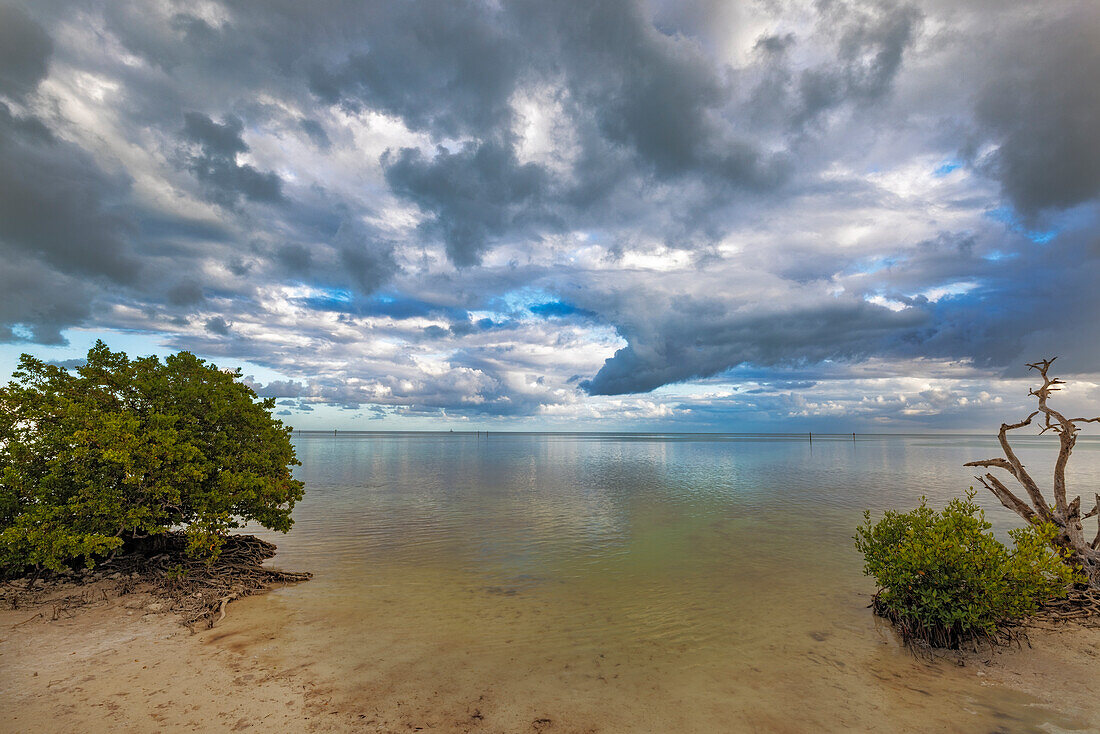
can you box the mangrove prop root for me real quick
[868,592,1028,653]
[870,585,1100,653]
[1031,586,1100,626]
[1,533,310,630]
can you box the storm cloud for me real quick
[0,4,52,100]
[582,298,929,395]
[971,8,1100,215]
[1,0,1098,428]
[181,112,284,205]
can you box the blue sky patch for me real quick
[529,301,596,318]
[933,160,962,177]
[984,207,1059,243]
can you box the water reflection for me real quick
[232,433,1100,731]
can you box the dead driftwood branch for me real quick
[964,358,1100,587]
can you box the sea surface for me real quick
[226,432,1100,732]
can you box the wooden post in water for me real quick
[808,431,812,444]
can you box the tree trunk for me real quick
[964,358,1100,587]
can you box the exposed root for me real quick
[1,533,310,630]
[870,584,1100,656]
[1031,585,1100,627]
[10,611,43,629]
[869,591,1027,656]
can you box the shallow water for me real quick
[224,432,1100,732]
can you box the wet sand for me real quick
[1,588,1098,734]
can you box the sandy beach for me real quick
[2,579,1099,734]
[0,590,315,734]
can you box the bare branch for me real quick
[995,413,1049,516]
[963,458,1015,473]
[1003,413,1039,431]
[1084,495,1100,520]
[1026,357,1056,374]
[975,474,1036,522]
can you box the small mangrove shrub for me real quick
[855,490,1080,648]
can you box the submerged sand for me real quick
[1,586,1098,734]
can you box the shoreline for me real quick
[2,582,1099,733]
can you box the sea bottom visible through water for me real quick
[219,432,1100,732]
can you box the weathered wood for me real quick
[963,457,1017,474]
[1089,494,1100,550]
[1084,494,1100,520]
[974,473,1036,521]
[1000,414,1050,517]
[968,359,1100,587]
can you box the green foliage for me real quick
[855,489,1081,647]
[0,341,304,573]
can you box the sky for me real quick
[1,0,1099,432]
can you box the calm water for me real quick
[225,432,1100,732]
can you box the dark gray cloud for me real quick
[166,281,204,307]
[335,222,400,293]
[583,222,1100,397]
[0,253,93,344]
[0,32,141,344]
[582,297,927,395]
[204,316,231,335]
[527,0,782,182]
[0,104,138,283]
[738,0,923,139]
[384,141,554,266]
[181,112,283,205]
[307,0,521,139]
[0,3,52,100]
[971,6,1100,215]
[797,1,923,124]
[369,0,803,265]
[2,0,1099,426]
[276,243,313,272]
